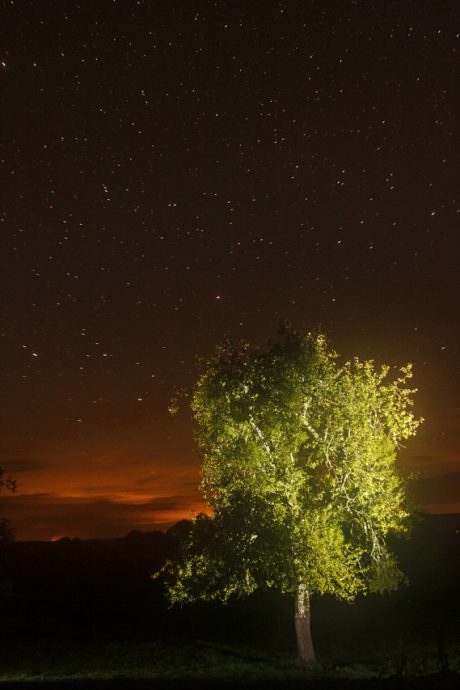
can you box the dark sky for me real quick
[1,0,459,541]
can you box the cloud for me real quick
[409,472,460,505]
[135,476,159,487]
[1,492,204,541]
[6,467,457,542]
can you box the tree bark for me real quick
[295,584,315,666]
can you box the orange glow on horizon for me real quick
[3,424,459,541]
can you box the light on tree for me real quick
[162,327,422,666]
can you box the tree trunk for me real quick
[295,584,315,666]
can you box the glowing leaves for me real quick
[164,327,421,605]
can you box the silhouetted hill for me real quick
[0,529,179,640]
[393,513,460,605]
[0,514,458,647]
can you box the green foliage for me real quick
[164,329,421,605]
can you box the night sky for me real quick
[1,1,459,541]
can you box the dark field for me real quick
[0,514,459,689]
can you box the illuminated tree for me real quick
[164,328,421,666]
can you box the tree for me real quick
[0,467,16,545]
[0,467,16,598]
[0,517,15,546]
[0,467,16,494]
[163,328,422,666]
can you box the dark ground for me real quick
[0,514,459,688]
[0,676,459,690]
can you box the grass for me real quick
[0,633,459,684]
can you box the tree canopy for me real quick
[163,329,421,645]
